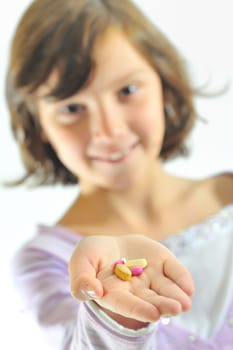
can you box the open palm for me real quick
[69,234,194,324]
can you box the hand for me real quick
[69,234,194,326]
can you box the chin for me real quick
[103,176,140,192]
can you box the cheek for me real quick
[53,134,89,176]
[129,99,165,144]
[45,128,88,162]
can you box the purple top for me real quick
[12,203,233,349]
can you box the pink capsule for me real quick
[113,258,126,269]
[130,266,144,276]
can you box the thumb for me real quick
[69,255,104,301]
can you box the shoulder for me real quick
[209,172,233,207]
[12,225,81,270]
[181,172,233,220]
[178,171,233,203]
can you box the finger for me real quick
[100,290,160,323]
[134,288,182,316]
[149,274,192,312]
[69,256,104,301]
[163,256,195,297]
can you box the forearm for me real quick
[70,301,157,350]
[94,302,150,330]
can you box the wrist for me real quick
[93,301,149,330]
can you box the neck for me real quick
[79,161,182,227]
[58,160,196,239]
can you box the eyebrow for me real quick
[42,95,59,102]
[37,86,58,101]
[41,68,148,102]
[106,68,147,87]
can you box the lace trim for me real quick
[162,203,233,255]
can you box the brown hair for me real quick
[6,0,197,186]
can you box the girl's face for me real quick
[37,28,165,191]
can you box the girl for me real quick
[7,0,233,349]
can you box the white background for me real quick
[0,1,232,349]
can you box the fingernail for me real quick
[160,315,171,325]
[80,289,99,300]
[86,290,98,298]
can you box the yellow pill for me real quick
[125,258,148,269]
[114,264,132,281]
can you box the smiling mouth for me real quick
[91,142,139,163]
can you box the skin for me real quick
[36,28,233,329]
[37,28,165,193]
[69,234,194,329]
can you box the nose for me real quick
[90,102,126,138]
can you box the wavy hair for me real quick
[6,0,197,185]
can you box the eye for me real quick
[62,103,84,114]
[119,84,137,98]
[57,103,86,125]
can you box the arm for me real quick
[12,245,78,349]
[11,232,162,350]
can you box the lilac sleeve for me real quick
[11,227,157,350]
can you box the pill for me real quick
[125,258,148,269]
[114,264,132,281]
[113,258,126,269]
[130,266,144,276]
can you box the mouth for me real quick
[90,141,139,164]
